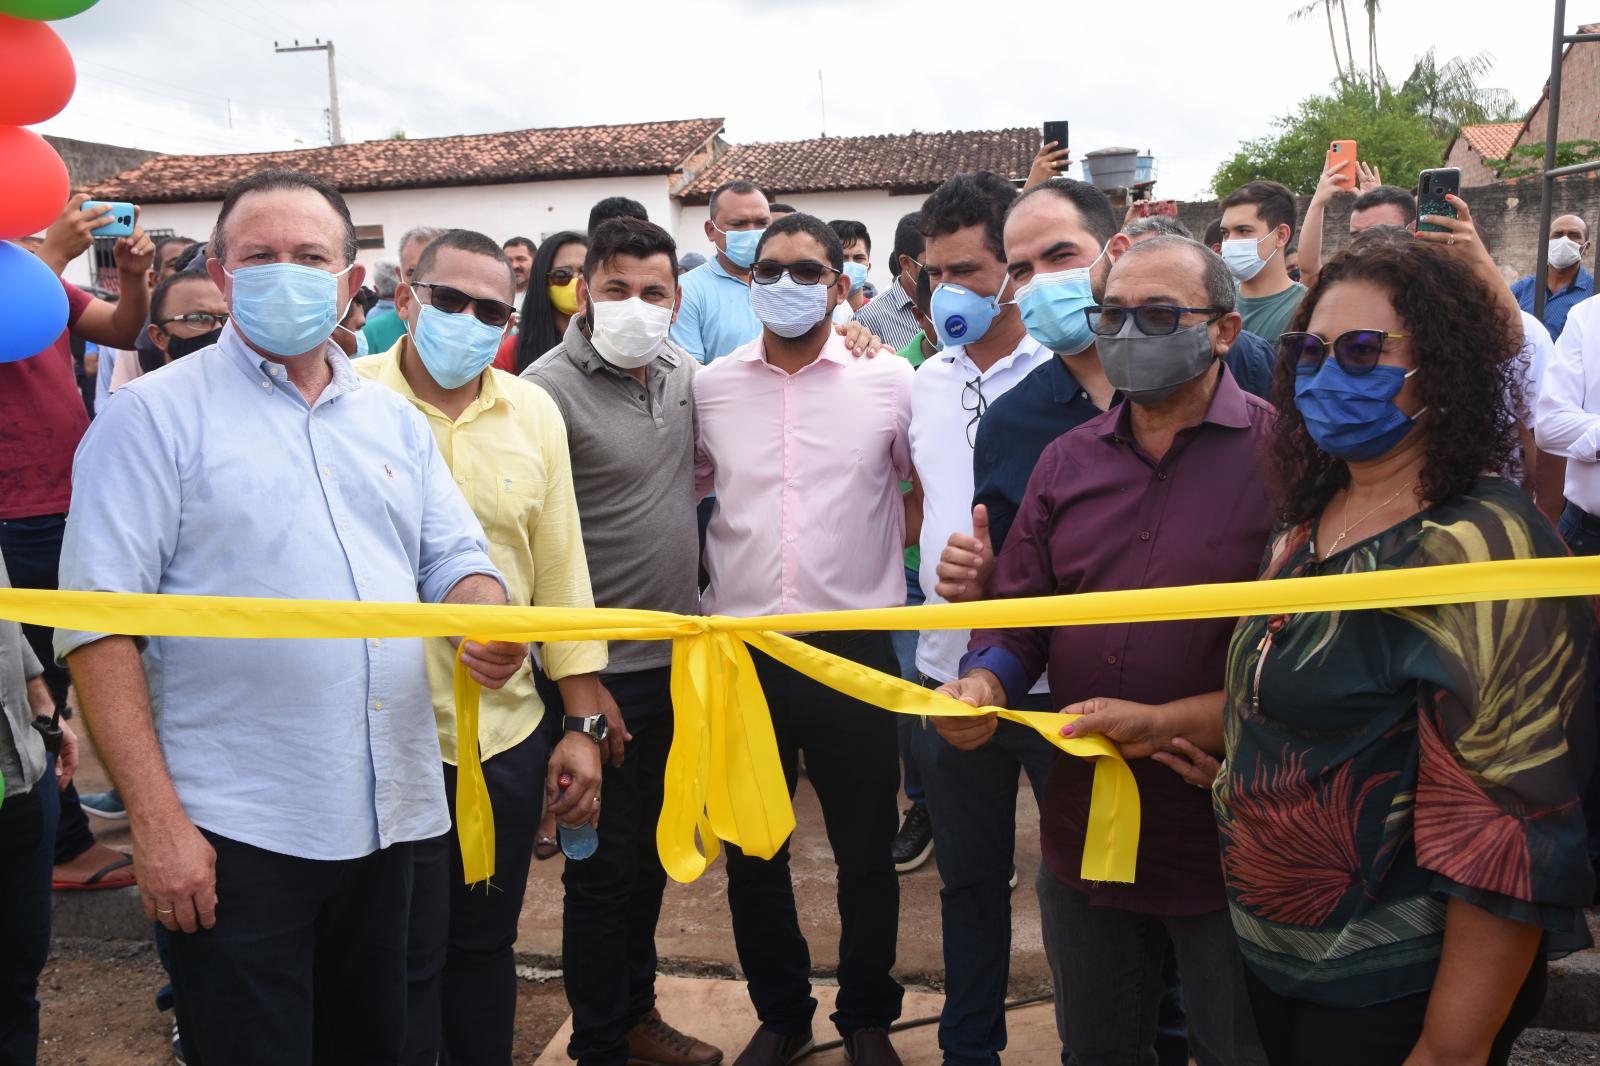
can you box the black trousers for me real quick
[404,722,552,1065]
[725,630,903,1039]
[165,831,414,1066]
[1244,959,1546,1066]
[0,514,94,866]
[561,666,676,1065]
[0,763,59,1066]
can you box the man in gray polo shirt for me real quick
[523,217,716,1066]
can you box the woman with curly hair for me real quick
[1164,234,1596,1065]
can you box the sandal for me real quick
[53,854,136,891]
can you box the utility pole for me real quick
[274,38,343,145]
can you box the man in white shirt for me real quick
[1532,289,1600,901]
[905,172,1053,1066]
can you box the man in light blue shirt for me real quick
[54,170,536,1066]
[669,180,769,363]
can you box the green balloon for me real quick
[0,0,98,18]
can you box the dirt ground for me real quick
[35,937,1600,1065]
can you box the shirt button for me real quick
[1106,655,1118,666]
[322,465,333,476]
[786,479,797,487]
[1157,471,1169,481]
[260,380,272,390]
[359,577,368,588]
[370,639,381,649]
[1139,531,1152,541]
[785,533,796,543]
[373,699,383,711]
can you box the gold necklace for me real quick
[1322,480,1415,556]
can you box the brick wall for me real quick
[1178,177,1600,281]
[1446,140,1503,188]
[1515,28,1600,152]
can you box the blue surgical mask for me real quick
[748,273,830,339]
[406,298,505,389]
[1221,234,1278,283]
[224,262,353,357]
[1292,361,1422,461]
[1016,250,1106,355]
[714,224,765,269]
[931,276,1013,348]
[843,261,870,294]
[354,328,370,357]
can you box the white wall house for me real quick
[84,120,1038,298]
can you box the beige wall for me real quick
[1516,36,1600,152]
[1446,140,1503,188]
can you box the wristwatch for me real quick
[563,713,609,745]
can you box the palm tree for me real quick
[1363,0,1383,97]
[1290,0,1353,91]
[1399,49,1521,137]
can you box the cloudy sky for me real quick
[35,0,1589,199]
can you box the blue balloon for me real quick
[0,239,67,362]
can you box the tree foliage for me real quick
[1399,49,1521,137]
[1211,82,1447,196]
[1498,140,1600,180]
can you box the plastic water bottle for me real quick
[555,773,598,860]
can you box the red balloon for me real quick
[0,126,68,238]
[0,15,74,124]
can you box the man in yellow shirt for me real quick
[354,228,610,1064]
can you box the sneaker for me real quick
[1008,864,1019,891]
[890,803,932,873]
[628,1008,723,1066]
[80,789,127,820]
[171,1017,185,1065]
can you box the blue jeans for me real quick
[0,758,59,1066]
[894,567,926,804]
[912,695,1057,1066]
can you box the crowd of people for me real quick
[0,139,1597,1066]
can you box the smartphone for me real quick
[1042,120,1069,152]
[1326,140,1357,189]
[81,200,135,237]
[1416,168,1460,233]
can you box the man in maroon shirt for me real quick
[935,236,1271,1065]
[0,202,154,888]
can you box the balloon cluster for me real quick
[0,0,101,363]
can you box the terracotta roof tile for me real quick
[677,128,1038,203]
[95,118,725,203]
[1457,122,1522,161]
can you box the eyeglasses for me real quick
[1084,304,1223,337]
[1279,329,1410,376]
[962,376,987,448]
[157,311,229,331]
[546,267,581,286]
[411,282,516,329]
[750,260,840,287]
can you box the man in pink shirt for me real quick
[694,212,915,1066]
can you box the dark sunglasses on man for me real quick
[750,260,841,287]
[1279,329,1410,376]
[411,282,516,330]
[1084,304,1224,337]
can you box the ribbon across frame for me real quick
[7,554,1599,885]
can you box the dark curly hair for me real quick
[1269,236,1521,529]
[918,171,1017,262]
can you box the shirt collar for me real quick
[706,256,744,283]
[369,336,512,414]
[565,313,682,377]
[218,321,361,399]
[935,333,1044,378]
[1099,361,1251,439]
[1568,269,1595,296]
[736,330,852,368]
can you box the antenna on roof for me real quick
[818,69,827,139]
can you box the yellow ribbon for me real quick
[7,554,1598,886]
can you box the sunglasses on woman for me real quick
[1279,330,1410,376]
[750,260,840,286]
[411,282,516,329]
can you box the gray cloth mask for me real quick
[1097,317,1218,406]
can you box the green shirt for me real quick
[362,309,408,355]
[1236,282,1306,344]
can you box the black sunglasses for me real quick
[546,267,581,286]
[1085,304,1223,337]
[158,311,229,330]
[411,282,516,329]
[962,376,987,448]
[750,259,840,287]
[1280,330,1410,376]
